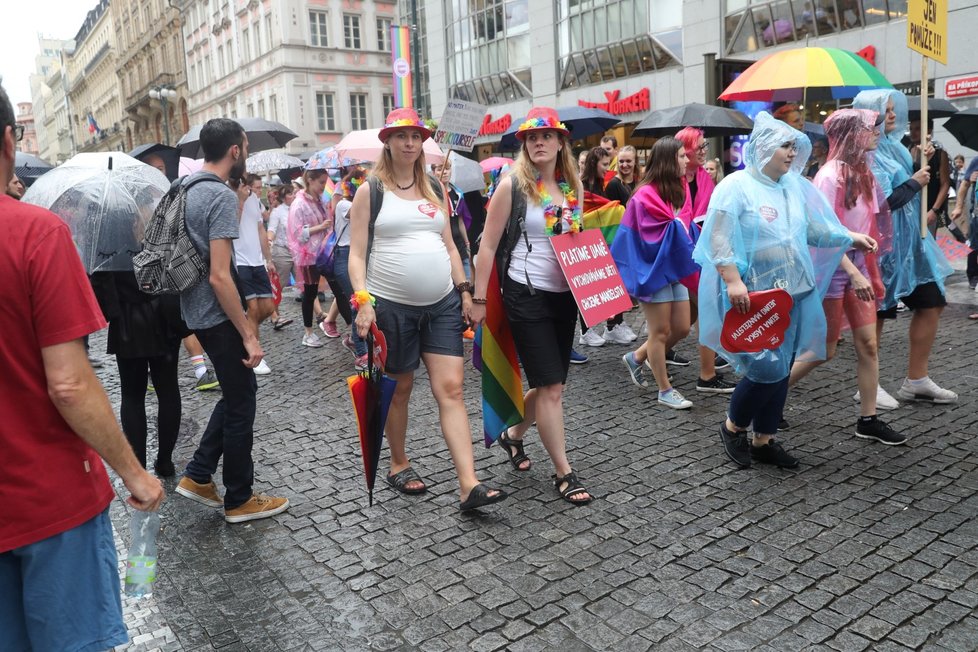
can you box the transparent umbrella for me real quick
[448,152,486,193]
[247,150,305,174]
[22,152,170,273]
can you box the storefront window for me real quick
[445,0,532,93]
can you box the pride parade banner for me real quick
[390,25,413,108]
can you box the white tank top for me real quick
[367,191,454,306]
[508,201,570,292]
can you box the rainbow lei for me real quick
[537,172,581,236]
[386,118,423,129]
[350,290,376,310]
[518,117,568,133]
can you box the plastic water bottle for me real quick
[124,511,160,598]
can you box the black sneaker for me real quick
[855,418,907,446]
[665,349,691,367]
[714,355,731,371]
[778,418,790,431]
[697,375,737,393]
[719,423,751,468]
[750,440,799,469]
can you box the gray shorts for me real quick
[271,245,294,286]
[641,281,689,304]
[374,291,463,374]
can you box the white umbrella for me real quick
[23,152,170,273]
[246,150,305,174]
[448,152,486,194]
[333,128,445,164]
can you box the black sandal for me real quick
[459,483,508,511]
[386,466,427,495]
[272,317,293,330]
[498,430,531,471]
[553,471,592,505]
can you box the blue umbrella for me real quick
[499,106,621,150]
[304,146,367,170]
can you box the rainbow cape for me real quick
[472,262,524,447]
[582,192,625,247]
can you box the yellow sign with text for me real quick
[907,0,948,64]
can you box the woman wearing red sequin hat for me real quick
[470,106,593,505]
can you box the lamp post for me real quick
[149,84,178,145]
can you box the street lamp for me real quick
[149,84,178,145]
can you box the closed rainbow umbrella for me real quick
[719,47,892,102]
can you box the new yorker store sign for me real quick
[578,88,651,116]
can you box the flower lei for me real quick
[386,118,423,129]
[518,117,568,133]
[537,172,581,236]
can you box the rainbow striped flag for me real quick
[390,25,413,108]
[583,191,625,247]
[472,262,524,448]
[322,176,336,199]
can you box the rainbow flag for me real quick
[322,176,336,200]
[583,192,625,247]
[472,262,524,448]
[390,25,413,108]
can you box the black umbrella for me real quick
[906,96,959,119]
[943,108,978,150]
[15,151,55,187]
[499,106,621,151]
[129,143,181,181]
[632,103,754,138]
[176,117,298,158]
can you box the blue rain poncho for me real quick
[693,112,852,383]
[852,90,952,309]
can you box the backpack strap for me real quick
[366,178,385,262]
[495,179,533,294]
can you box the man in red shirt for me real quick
[0,85,165,650]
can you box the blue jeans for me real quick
[332,246,366,356]
[185,320,257,509]
[728,376,789,435]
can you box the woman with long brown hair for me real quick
[348,108,507,511]
[287,168,331,347]
[470,107,593,505]
[613,137,699,409]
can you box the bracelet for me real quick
[350,290,376,310]
[455,281,474,295]
[471,297,487,305]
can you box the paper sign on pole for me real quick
[907,0,948,65]
[550,230,633,328]
[433,100,488,152]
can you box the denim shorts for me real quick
[0,509,127,652]
[641,281,690,304]
[236,265,274,300]
[374,290,463,374]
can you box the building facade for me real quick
[176,0,399,154]
[419,0,978,158]
[64,0,126,153]
[15,103,40,156]
[112,0,191,149]
[28,37,71,161]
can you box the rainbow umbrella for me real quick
[347,326,395,506]
[719,47,893,103]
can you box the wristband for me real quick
[471,297,487,305]
[455,281,474,295]
[351,290,376,310]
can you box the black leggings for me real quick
[302,283,319,327]
[116,349,181,468]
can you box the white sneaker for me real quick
[617,322,639,342]
[896,377,958,404]
[852,385,900,410]
[254,359,271,375]
[302,333,324,348]
[603,324,633,344]
[658,388,693,410]
[579,329,606,347]
[639,321,648,336]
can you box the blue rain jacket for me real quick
[694,112,852,383]
[852,90,952,309]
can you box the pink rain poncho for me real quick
[693,112,852,383]
[287,189,330,275]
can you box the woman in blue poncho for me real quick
[694,113,877,470]
[852,90,956,407]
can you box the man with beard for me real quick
[174,118,289,523]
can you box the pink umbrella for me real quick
[479,156,513,173]
[179,157,204,176]
[334,128,445,164]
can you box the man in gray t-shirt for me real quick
[175,118,289,524]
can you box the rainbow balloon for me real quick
[390,25,413,108]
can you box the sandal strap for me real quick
[554,471,583,495]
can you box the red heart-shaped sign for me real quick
[418,202,439,219]
[721,289,793,353]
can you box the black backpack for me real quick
[133,176,222,295]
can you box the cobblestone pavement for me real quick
[100,265,978,652]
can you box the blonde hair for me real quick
[371,131,441,205]
[509,131,582,205]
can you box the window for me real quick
[377,17,392,51]
[217,45,225,77]
[350,93,367,130]
[269,94,278,121]
[258,99,265,117]
[316,92,335,131]
[242,27,251,59]
[247,103,254,117]
[264,14,272,50]
[383,94,395,116]
[344,14,361,49]
[226,43,234,74]
[310,10,328,47]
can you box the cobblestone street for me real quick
[102,266,978,652]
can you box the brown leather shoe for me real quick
[175,477,223,508]
[224,494,289,523]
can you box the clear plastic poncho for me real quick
[693,112,852,383]
[852,90,952,309]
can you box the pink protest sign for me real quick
[551,229,633,328]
